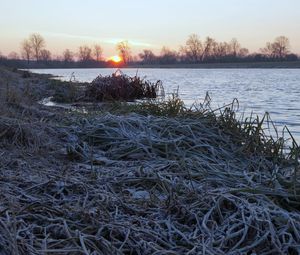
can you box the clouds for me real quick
[44,32,154,48]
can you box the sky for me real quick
[0,0,300,58]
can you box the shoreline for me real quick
[3,60,300,70]
[1,66,300,254]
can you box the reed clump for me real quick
[85,70,164,101]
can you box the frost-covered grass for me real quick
[0,67,300,254]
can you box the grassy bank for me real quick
[0,66,300,254]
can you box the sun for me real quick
[108,55,122,63]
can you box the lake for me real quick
[30,68,300,142]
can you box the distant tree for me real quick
[238,48,249,58]
[29,33,46,61]
[273,36,290,59]
[261,42,274,58]
[261,36,290,59]
[180,34,203,63]
[178,35,250,63]
[63,49,74,62]
[116,41,131,64]
[21,39,32,63]
[78,45,92,62]
[93,44,103,61]
[183,34,203,62]
[8,51,19,60]
[201,37,215,61]
[230,38,241,57]
[159,46,178,64]
[40,49,51,62]
[139,49,156,64]
[213,42,230,58]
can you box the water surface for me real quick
[31,68,300,142]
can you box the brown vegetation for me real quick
[84,70,164,101]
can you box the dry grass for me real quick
[0,67,300,254]
[49,79,83,103]
[1,98,299,254]
[85,70,164,102]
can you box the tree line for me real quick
[0,33,299,68]
[139,34,298,64]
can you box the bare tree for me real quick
[213,42,230,58]
[63,49,74,62]
[261,42,274,58]
[93,44,103,61]
[40,49,51,62]
[139,49,156,64]
[116,41,131,64]
[201,37,215,61]
[21,39,32,63]
[230,38,241,57]
[78,45,92,62]
[29,33,46,61]
[261,36,290,59]
[183,34,203,62]
[273,36,290,59]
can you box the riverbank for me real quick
[2,60,300,70]
[0,66,300,254]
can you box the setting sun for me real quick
[108,55,122,63]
